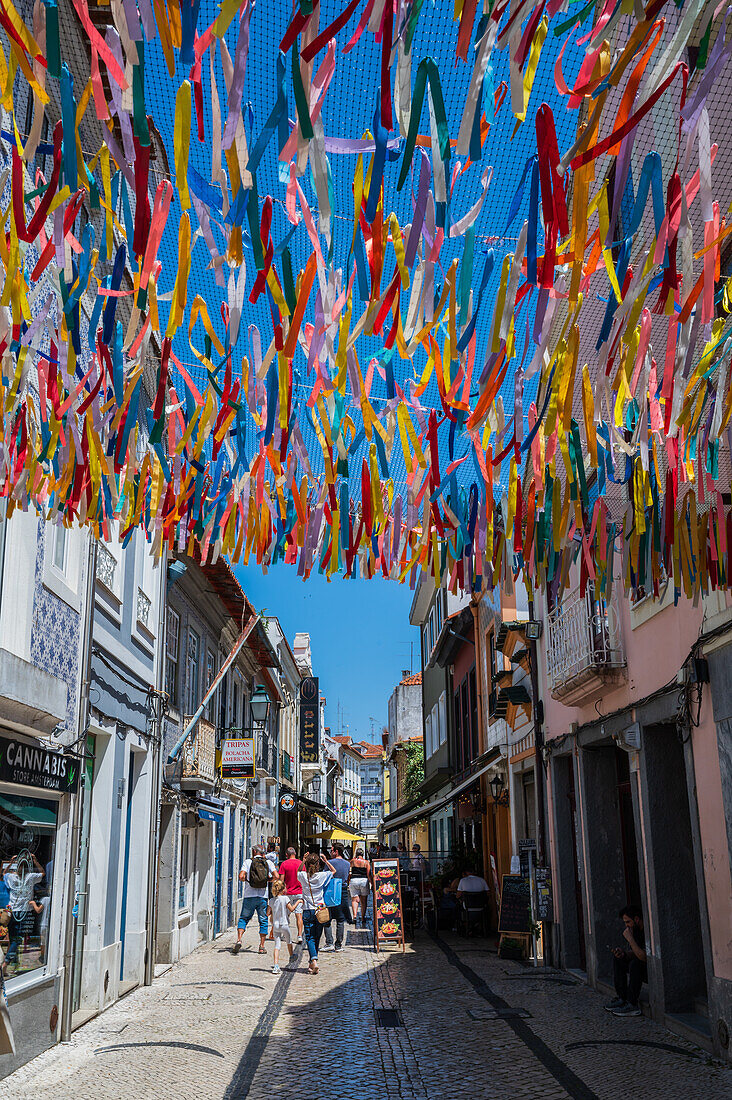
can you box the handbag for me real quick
[323,877,342,908]
[306,872,330,924]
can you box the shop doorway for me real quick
[213,818,223,936]
[71,734,96,1018]
[581,742,643,987]
[119,750,140,983]
[643,725,708,1016]
[551,755,586,971]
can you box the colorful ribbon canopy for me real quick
[0,0,731,604]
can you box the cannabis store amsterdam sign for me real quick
[0,732,80,793]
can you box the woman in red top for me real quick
[278,847,304,943]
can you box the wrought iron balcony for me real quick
[546,589,626,703]
[181,716,217,786]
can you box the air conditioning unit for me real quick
[614,723,641,752]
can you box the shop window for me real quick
[0,792,57,982]
[178,831,190,910]
[165,609,180,707]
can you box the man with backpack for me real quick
[233,844,278,955]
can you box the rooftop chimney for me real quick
[401,669,411,678]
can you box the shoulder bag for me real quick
[306,873,330,924]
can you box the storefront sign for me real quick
[299,677,319,763]
[279,790,297,813]
[534,867,553,922]
[221,738,255,779]
[0,733,79,793]
[372,858,405,953]
[498,874,532,934]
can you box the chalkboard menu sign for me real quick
[372,859,405,953]
[534,867,553,922]
[498,874,532,934]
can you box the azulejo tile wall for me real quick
[30,521,83,732]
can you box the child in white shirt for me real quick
[267,879,295,974]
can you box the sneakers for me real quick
[321,944,335,952]
[296,936,302,944]
[604,997,625,1012]
[271,964,281,975]
[232,942,241,955]
[612,1002,642,1017]
[334,944,343,952]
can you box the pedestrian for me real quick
[278,846,305,943]
[232,844,278,955]
[322,843,352,952]
[349,848,371,926]
[267,879,295,975]
[298,851,337,975]
[605,904,648,1017]
[266,838,280,867]
[410,844,429,874]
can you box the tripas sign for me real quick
[0,733,79,793]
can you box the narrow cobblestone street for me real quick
[6,925,731,1100]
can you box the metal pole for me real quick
[60,532,96,1043]
[167,615,260,763]
[144,549,167,985]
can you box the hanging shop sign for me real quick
[0,732,80,794]
[279,790,297,813]
[299,677,320,764]
[221,738,255,779]
[518,838,537,879]
[372,858,405,954]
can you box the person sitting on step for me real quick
[605,904,647,1017]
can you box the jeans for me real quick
[324,916,345,947]
[613,953,647,1006]
[302,910,324,960]
[238,896,268,934]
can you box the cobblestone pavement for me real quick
[6,923,732,1100]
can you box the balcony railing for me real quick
[546,589,625,701]
[182,716,217,785]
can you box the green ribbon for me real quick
[291,40,313,140]
[397,58,450,193]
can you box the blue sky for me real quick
[236,563,417,744]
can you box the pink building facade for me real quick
[535,573,732,1060]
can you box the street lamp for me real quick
[311,774,321,799]
[490,774,506,803]
[250,683,270,726]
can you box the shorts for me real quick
[287,895,303,912]
[350,879,370,897]
[273,925,292,948]
[238,896,268,934]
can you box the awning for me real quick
[382,748,501,832]
[298,793,364,837]
[196,796,225,822]
[0,795,57,833]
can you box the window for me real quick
[425,711,433,758]
[179,831,190,910]
[165,609,180,706]
[185,628,200,715]
[53,526,67,572]
[0,793,57,983]
[96,542,116,590]
[438,692,446,746]
[205,649,216,721]
[232,681,240,731]
[136,587,151,631]
[431,702,439,754]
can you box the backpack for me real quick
[248,856,270,889]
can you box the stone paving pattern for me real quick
[6,922,732,1100]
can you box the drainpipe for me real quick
[60,532,96,1043]
[144,548,167,985]
[167,615,260,763]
